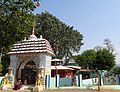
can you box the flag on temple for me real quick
[36,0,41,7]
[36,1,40,7]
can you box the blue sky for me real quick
[34,0,120,64]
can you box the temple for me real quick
[8,29,55,85]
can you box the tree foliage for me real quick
[75,49,96,69]
[92,48,115,71]
[0,0,36,14]
[75,48,115,71]
[35,12,83,64]
[112,66,120,74]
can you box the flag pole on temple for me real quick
[32,18,36,35]
[32,0,41,34]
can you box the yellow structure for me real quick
[2,73,10,86]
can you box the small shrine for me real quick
[8,28,55,85]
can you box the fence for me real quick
[0,72,120,89]
[45,74,98,89]
[44,72,120,88]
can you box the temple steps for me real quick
[21,85,34,91]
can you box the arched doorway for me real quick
[21,60,37,84]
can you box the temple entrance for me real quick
[21,60,37,84]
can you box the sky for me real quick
[34,0,120,64]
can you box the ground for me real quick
[0,89,120,92]
[44,89,120,92]
[1,85,120,92]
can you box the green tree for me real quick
[75,48,115,70]
[35,12,83,64]
[94,48,115,90]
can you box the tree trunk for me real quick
[0,51,2,63]
[97,70,100,91]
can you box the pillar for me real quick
[76,75,78,86]
[78,74,82,87]
[55,74,60,88]
[116,74,120,85]
[45,75,51,89]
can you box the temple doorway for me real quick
[21,60,37,84]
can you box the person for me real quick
[13,78,22,90]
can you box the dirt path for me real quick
[0,89,120,92]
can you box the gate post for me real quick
[75,75,78,86]
[45,75,51,89]
[76,75,82,87]
[78,74,82,87]
[117,74,120,85]
[56,74,60,88]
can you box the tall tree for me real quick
[35,12,83,64]
[93,48,115,90]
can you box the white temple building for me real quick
[8,30,55,84]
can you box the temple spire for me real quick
[32,26,35,35]
[32,18,36,35]
[28,18,37,40]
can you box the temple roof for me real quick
[8,34,55,56]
